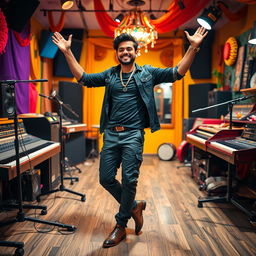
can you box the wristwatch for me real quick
[189,45,200,53]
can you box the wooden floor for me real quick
[0,156,256,256]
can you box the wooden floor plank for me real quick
[0,156,256,256]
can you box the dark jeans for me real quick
[99,129,144,227]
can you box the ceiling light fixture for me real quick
[248,21,256,44]
[114,13,124,23]
[114,0,157,55]
[197,5,222,30]
[61,0,74,10]
[149,0,157,20]
[178,0,186,10]
[150,13,157,20]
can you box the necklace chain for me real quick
[120,67,136,92]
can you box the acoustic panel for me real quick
[184,30,214,79]
[61,29,84,41]
[53,39,83,77]
[58,81,83,123]
[208,91,232,118]
[39,30,59,59]
[189,83,216,118]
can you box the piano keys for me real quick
[62,123,87,134]
[206,123,256,164]
[186,120,229,150]
[0,119,60,181]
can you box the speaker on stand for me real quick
[22,169,41,202]
[0,85,14,118]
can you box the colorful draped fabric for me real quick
[93,0,211,37]
[0,23,31,114]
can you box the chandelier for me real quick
[114,10,158,55]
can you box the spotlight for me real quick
[114,13,124,23]
[197,5,221,30]
[61,0,74,10]
[178,0,185,10]
[150,13,157,20]
[248,21,256,44]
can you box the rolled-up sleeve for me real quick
[147,65,184,85]
[173,66,184,81]
[77,71,108,87]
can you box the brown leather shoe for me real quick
[102,224,126,248]
[131,200,146,235]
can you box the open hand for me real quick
[52,32,72,52]
[184,27,208,48]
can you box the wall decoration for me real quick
[94,45,107,61]
[241,46,250,89]
[160,47,174,67]
[233,45,246,91]
[0,11,8,54]
[224,37,238,66]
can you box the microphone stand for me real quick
[191,94,255,208]
[192,95,255,129]
[60,103,82,184]
[0,80,76,255]
[0,79,76,255]
[37,94,85,202]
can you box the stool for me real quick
[86,125,100,162]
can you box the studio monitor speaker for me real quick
[22,169,41,202]
[4,0,40,32]
[0,85,14,118]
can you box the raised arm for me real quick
[177,27,208,76]
[52,32,84,80]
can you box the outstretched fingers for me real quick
[196,27,208,38]
[54,32,63,40]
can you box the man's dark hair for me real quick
[113,33,139,51]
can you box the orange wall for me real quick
[85,36,184,154]
[31,5,256,155]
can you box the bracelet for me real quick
[189,45,200,53]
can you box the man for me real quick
[52,27,207,248]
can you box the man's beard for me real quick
[118,55,135,65]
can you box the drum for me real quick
[177,140,192,163]
[157,143,176,161]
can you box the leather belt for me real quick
[109,126,132,132]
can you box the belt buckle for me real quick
[115,126,125,132]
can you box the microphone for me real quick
[0,79,48,84]
[38,93,53,100]
[50,90,57,98]
[39,90,63,103]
